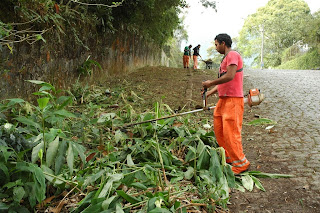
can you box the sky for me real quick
[181,0,320,59]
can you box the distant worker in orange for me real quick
[193,44,202,70]
[202,34,250,174]
[183,45,192,68]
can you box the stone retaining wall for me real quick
[0,28,169,99]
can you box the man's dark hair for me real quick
[214,34,232,48]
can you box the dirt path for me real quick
[107,66,320,212]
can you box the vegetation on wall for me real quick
[0,0,185,51]
[0,0,217,50]
[0,0,218,70]
[277,48,320,70]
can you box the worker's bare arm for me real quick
[202,64,238,88]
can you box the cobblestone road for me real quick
[231,69,320,212]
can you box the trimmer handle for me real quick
[202,87,207,107]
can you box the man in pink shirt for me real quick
[202,33,250,174]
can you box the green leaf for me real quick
[83,170,105,187]
[197,146,210,170]
[115,203,124,213]
[27,80,54,88]
[251,175,265,191]
[116,190,141,204]
[81,201,103,213]
[13,186,25,203]
[114,130,127,143]
[101,195,118,210]
[54,109,76,118]
[98,174,123,198]
[15,116,41,129]
[16,162,46,203]
[0,163,9,181]
[67,142,74,174]
[30,133,43,144]
[32,141,44,163]
[46,136,60,167]
[38,149,43,163]
[161,152,170,166]
[97,113,116,123]
[199,171,214,185]
[241,174,254,191]
[126,154,135,166]
[56,96,73,109]
[148,207,172,213]
[247,171,294,178]
[209,149,223,182]
[32,91,52,97]
[30,164,46,194]
[135,170,148,182]
[27,80,46,84]
[224,164,235,188]
[121,173,135,186]
[247,118,276,126]
[36,34,46,43]
[185,146,196,162]
[196,140,205,154]
[147,197,157,212]
[72,143,86,164]
[45,129,60,145]
[55,140,67,174]
[41,165,63,185]
[6,98,25,107]
[3,180,23,189]
[37,98,50,110]
[39,85,53,92]
[218,174,230,199]
[0,146,13,163]
[234,182,245,192]
[130,182,147,190]
[184,167,194,180]
[0,202,9,211]
[154,102,161,119]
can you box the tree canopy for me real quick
[0,0,186,48]
[236,0,313,68]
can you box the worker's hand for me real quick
[206,89,215,97]
[202,80,213,89]
[205,86,218,98]
[200,88,206,96]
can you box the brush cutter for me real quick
[120,88,264,129]
[121,88,213,129]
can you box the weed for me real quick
[0,80,293,212]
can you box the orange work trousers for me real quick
[193,55,198,69]
[213,97,250,174]
[183,55,190,68]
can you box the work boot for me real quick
[234,164,251,175]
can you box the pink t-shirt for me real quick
[217,51,244,97]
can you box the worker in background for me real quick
[193,44,202,70]
[202,33,250,174]
[183,45,192,68]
